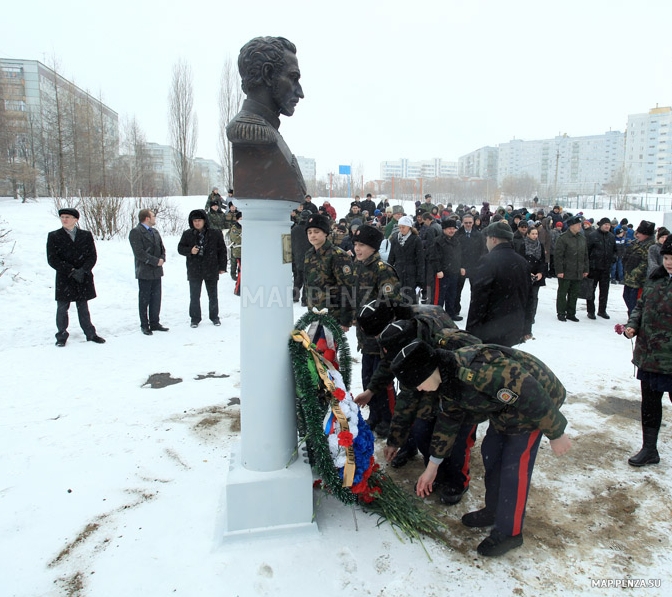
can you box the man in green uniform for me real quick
[391,340,571,557]
[303,213,355,330]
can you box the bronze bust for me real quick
[227,36,307,201]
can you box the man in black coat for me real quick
[177,209,227,327]
[466,222,531,347]
[586,217,616,319]
[129,209,168,335]
[290,210,312,305]
[46,208,105,347]
[455,213,487,314]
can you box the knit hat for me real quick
[517,219,529,229]
[565,215,583,227]
[352,224,383,251]
[58,208,80,219]
[392,205,404,215]
[660,235,672,256]
[597,217,611,227]
[441,219,457,229]
[373,209,382,216]
[378,320,416,359]
[424,193,432,199]
[636,220,655,236]
[657,227,670,240]
[555,221,564,228]
[306,214,330,235]
[398,215,414,227]
[391,340,439,388]
[349,218,363,232]
[483,221,514,240]
[357,300,396,336]
[300,210,312,223]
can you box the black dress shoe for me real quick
[141,327,153,336]
[587,313,596,320]
[597,312,610,319]
[55,339,67,347]
[566,315,579,322]
[87,335,106,344]
[477,529,523,557]
[452,315,464,321]
[439,484,469,505]
[150,324,169,332]
[462,508,496,527]
[557,314,566,322]
[212,319,221,326]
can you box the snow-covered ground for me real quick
[1,196,670,597]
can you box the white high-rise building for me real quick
[458,146,499,180]
[380,158,457,180]
[625,106,672,193]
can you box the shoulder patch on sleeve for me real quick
[378,261,387,269]
[496,388,518,405]
[342,264,352,275]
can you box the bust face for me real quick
[272,51,303,117]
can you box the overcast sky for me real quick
[3,0,672,181]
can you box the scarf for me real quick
[524,237,542,260]
[397,230,411,246]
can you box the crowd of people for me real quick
[46,191,671,558]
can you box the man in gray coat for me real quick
[554,215,589,322]
[129,209,168,335]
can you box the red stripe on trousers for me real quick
[234,259,241,295]
[433,275,440,305]
[460,425,477,487]
[387,383,396,413]
[512,429,541,536]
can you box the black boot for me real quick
[628,427,660,467]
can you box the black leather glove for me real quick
[71,268,86,283]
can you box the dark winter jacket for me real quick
[456,227,487,275]
[587,228,616,274]
[177,211,227,280]
[291,222,312,272]
[388,231,425,294]
[129,223,166,280]
[46,227,97,302]
[554,229,588,280]
[516,239,546,287]
[433,233,462,276]
[466,242,531,347]
[626,266,672,374]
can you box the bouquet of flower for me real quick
[289,311,449,549]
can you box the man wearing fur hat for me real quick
[177,209,227,327]
[554,215,589,322]
[47,208,105,347]
[586,218,616,319]
[623,220,656,315]
[304,214,355,330]
[466,221,531,346]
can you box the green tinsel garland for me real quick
[289,312,451,551]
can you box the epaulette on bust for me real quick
[227,112,277,145]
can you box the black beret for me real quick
[58,208,80,219]
[483,221,514,240]
[357,300,395,336]
[305,214,330,235]
[391,340,439,389]
[378,320,417,360]
[352,224,383,251]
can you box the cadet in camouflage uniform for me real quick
[623,220,656,316]
[351,224,402,436]
[371,318,483,505]
[229,212,242,295]
[303,214,355,329]
[392,340,571,557]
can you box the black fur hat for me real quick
[352,224,383,251]
[391,340,439,388]
[357,300,395,336]
[378,320,417,360]
[305,214,330,235]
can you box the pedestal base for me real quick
[224,440,316,539]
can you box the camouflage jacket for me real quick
[207,209,227,231]
[304,239,355,326]
[626,266,672,374]
[353,252,402,353]
[386,327,483,449]
[330,229,348,247]
[223,211,237,230]
[623,236,655,289]
[229,222,242,258]
[430,345,567,460]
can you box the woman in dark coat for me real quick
[624,236,672,467]
[388,216,425,304]
[516,225,546,340]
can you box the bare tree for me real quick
[217,56,243,190]
[168,59,198,195]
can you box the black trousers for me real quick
[189,278,219,323]
[138,278,162,328]
[56,300,96,341]
[481,424,542,537]
[293,268,305,303]
[640,378,672,430]
[586,269,610,314]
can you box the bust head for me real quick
[238,36,303,117]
